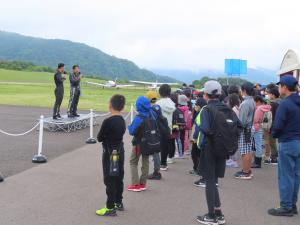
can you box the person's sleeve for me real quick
[272,102,287,138]
[128,116,142,136]
[193,125,201,140]
[97,119,107,142]
[238,103,247,127]
[199,108,210,135]
[55,73,63,85]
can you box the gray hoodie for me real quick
[156,98,176,129]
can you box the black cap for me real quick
[58,63,65,69]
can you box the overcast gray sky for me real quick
[0,0,299,70]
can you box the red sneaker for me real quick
[139,184,147,191]
[127,185,141,192]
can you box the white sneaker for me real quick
[160,165,168,171]
[167,158,174,164]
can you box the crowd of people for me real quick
[95,76,300,225]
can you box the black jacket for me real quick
[54,72,64,88]
[69,72,81,88]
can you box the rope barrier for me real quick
[0,122,40,137]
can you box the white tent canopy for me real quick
[277,49,300,76]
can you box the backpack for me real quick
[261,111,272,131]
[184,110,193,130]
[138,114,161,155]
[207,103,242,158]
[151,105,171,139]
[173,108,186,128]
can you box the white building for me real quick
[277,49,300,82]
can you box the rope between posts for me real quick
[0,122,40,137]
[124,111,131,120]
[93,112,111,117]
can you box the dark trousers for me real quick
[53,87,64,117]
[68,87,80,115]
[102,148,125,209]
[201,147,225,216]
[191,143,201,171]
[206,176,221,216]
[161,138,175,166]
[179,129,185,155]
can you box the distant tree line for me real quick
[193,76,251,88]
[0,60,55,73]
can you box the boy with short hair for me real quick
[96,94,126,216]
[156,84,176,170]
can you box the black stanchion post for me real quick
[0,172,4,183]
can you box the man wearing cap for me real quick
[268,75,300,216]
[53,63,66,120]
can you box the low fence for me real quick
[0,105,134,182]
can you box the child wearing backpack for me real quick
[178,95,193,157]
[127,96,156,192]
[146,91,163,180]
[196,80,241,225]
[96,94,126,217]
[251,95,271,168]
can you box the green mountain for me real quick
[0,31,176,82]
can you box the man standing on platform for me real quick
[68,65,82,118]
[53,63,66,120]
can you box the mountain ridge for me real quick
[0,31,177,82]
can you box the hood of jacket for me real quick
[136,96,151,115]
[179,105,189,113]
[258,104,271,113]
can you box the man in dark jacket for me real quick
[53,63,66,120]
[68,65,82,117]
[268,75,300,217]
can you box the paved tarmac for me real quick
[0,105,105,178]
[0,132,299,225]
[0,105,299,225]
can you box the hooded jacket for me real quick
[128,96,151,136]
[179,105,192,130]
[253,104,271,131]
[156,98,176,129]
[272,93,300,142]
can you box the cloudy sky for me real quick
[0,0,299,70]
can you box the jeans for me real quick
[153,152,160,172]
[278,140,300,209]
[269,135,278,160]
[253,129,263,158]
[264,131,271,158]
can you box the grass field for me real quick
[0,69,147,112]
